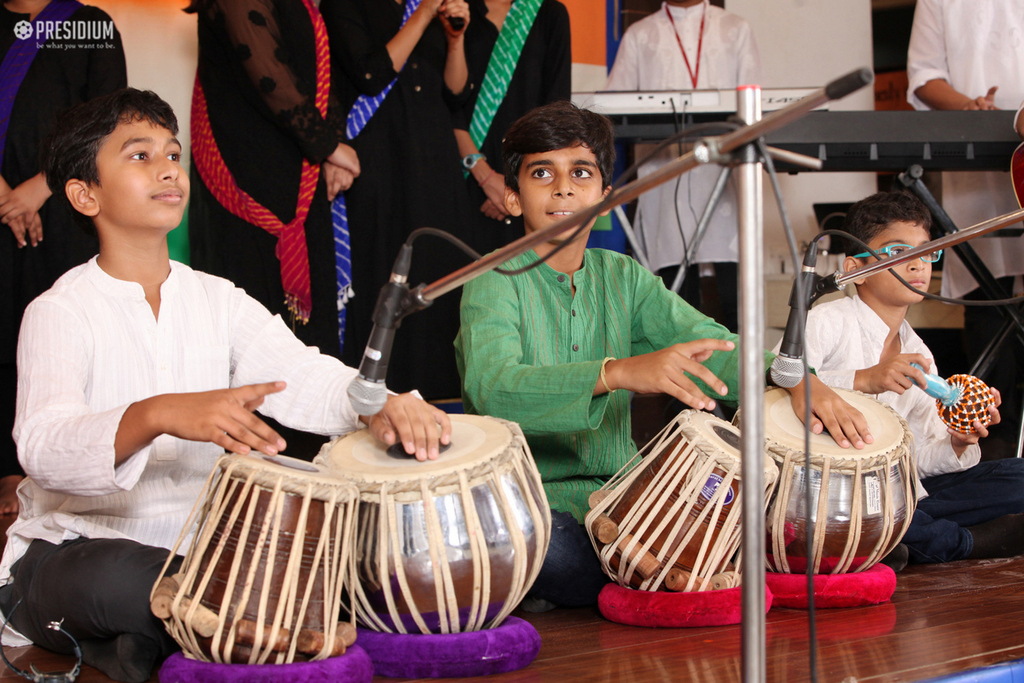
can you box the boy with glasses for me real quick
[793,191,1024,568]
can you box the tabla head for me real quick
[316,413,513,485]
[762,388,906,460]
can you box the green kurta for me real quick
[455,248,774,521]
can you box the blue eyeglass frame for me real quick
[852,244,943,263]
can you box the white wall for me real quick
[90,0,198,167]
[727,0,876,273]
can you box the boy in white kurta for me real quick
[796,192,1024,567]
[0,89,451,683]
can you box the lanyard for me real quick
[664,2,706,89]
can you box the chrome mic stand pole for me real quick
[736,85,767,683]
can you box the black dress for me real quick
[455,0,570,254]
[0,4,126,476]
[321,0,473,400]
[188,0,345,359]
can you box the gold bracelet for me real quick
[600,356,615,394]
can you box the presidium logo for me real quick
[12,18,114,44]
[13,21,32,40]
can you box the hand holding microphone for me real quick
[439,0,469,34]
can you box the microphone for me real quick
[347,245,414,416]
[769,241,819,388]
[448,16,465,30]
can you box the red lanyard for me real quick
[664,3,706,89]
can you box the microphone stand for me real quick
[364,68,873,683]
[800,206,1024,302]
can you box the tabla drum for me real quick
[762,387,917,574]
[585,410,778,592]
[315,414,550,634]
[151,453,359,664]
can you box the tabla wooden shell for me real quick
[316,414,550,634]
[761,388,917,574]
[152,453,358,664]
[585,410,779,592]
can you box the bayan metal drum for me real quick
[762,388,916,574]
[316,414,550,634]
[151,453,358,664]
[586,410,778,592]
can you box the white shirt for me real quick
[605,1,761,271]
[906,0,1024,299]
[2,259,363,588]
[793,295,980,490]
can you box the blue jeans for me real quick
[526,510,610,607]
[903,459,1024,564]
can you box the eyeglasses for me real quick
[852,244,943,263]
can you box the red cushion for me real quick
[765,563,896,609]
[598,583,772,628]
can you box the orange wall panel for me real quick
[562,0,605,66]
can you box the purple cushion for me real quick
[158,646,373,683]
[356,616,541,678]
[598,583,772,628]
[765,563,897,609]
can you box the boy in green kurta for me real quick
[454,101,871,608]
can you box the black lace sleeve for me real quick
[212,0,338,163]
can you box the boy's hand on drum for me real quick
[788,375,873,449]
[602,339,734,411]
[116,382,288,463]
[853,353,931,395]
[949,387,1001,455]
[369,393,452,461]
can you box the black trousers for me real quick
[0,537,182,682]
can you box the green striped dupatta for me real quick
[468,0,545,149]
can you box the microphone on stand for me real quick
[347,244,422,416]
[769,241,820,388]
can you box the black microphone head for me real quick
[824,68,873,101]
[448,16,465,30]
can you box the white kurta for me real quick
[2,258,363,588]
[906,0,1024,299]
[605,0,761,272]
[791,295,980,490]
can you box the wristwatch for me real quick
[462,153,486,170]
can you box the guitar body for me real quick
[1013,141,1024,208]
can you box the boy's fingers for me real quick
[232,407,286,451]
[435,409,452,445]
[236,381,287,403]
[665,373,714,411]
[677,360,729,397]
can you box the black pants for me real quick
[0,538,182,682]
[526,510,609,607]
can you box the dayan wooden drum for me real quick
[585,410,778,592]
[762,388,917,574]
[315,414,550,634]
[151,453,358,664]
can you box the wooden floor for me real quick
[2,539,1024,683]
